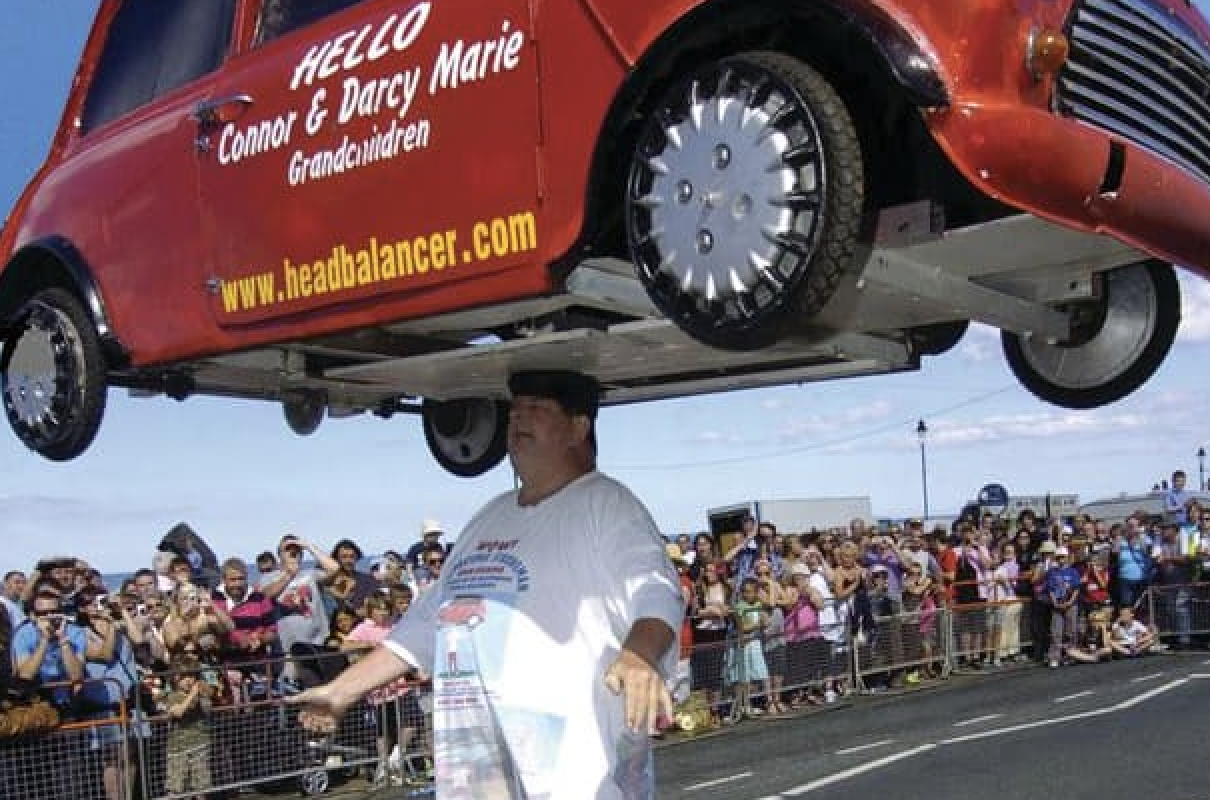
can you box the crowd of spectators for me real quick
[0,518,452,797]
[1,471,1208,793]
[662,469,1210,721]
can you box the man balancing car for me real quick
[292,369,684,800]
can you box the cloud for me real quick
[959,323,998,363]
[777,400,893,442]
[689,430,744,447]
[1177,268,1210,344]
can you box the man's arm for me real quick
[14,635,49,681]
[302,540,341,579]
[291,645,415,730]
[604,617,676,734]
[60,630,85,682]
[259,568,295,600]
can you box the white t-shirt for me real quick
[385,471,683,800]
[261,569,329,650]
[1112,619,1149,646]
[807,571,842,642]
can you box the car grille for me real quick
[1056,0,1210,187]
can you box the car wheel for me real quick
[299,767,330,796]
[283,390,326,436]
[627,51,864,350]
[422,397,508,477]
[912,320,969,357]
[1001,260,1179,409]
[1,287,107,460]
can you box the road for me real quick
[655,652,1210,800]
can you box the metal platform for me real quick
[180,212,1145,410]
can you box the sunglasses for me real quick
[428,559,444,566]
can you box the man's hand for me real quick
[289,684,357,734]
[603,649,673,735]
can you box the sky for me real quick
[3,3,1210,574]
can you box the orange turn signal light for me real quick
[1026,27,1070,79]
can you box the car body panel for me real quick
[0,0,1208,456]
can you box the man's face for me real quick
[3,572,26,600]
[31,597,64,632]
[223,568,248,601]
[758,524,775,539]
[335,545,358,571]
[280,542,303,566]
[507,395,583,468]
[171,563,192,584]
[257,557,276,574]
[134,574,156,599]
[1174,473,1187,490]
[676,535,691,553]
[384,557,404,581]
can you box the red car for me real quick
[2,0,1208,475]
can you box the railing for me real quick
[3,585,1205,796]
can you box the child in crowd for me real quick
[727,578,771,718]
[1110,606,1156,657]
[1065,608,1113,663]
[346,595,428,786]
[162,656,213,800]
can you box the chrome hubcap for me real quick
[1019,264,1157,389]
[630,63,826,328]
[3,305,75,439]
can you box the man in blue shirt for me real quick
[1045,547,1081,668]
[1113,516,1154,610]
[11,589,87,706]
[1164,470,1191,525]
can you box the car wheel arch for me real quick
[573,0,946,266]
[0,236,127,368]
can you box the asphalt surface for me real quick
[362,652,1210,799]
[654,652,1210,800]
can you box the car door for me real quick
[16,0,238,364]
[198,0,542,329]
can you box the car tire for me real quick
[422,397,508,477]
[627,51,864,350]
[1001,260,1179,409]
[912,320,969,357]
[1,287,107,461]
[283,390,326,436]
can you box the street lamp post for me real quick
[916,419,929,521]
[1199,447,1206,491]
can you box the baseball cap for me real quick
[508,370,600,419]
[870,564,890,575]
[1038,541,1057,553]
[1054,546,1070,556]
[791,563,811,577]
[421,519,444,536]
[664,543,687,565]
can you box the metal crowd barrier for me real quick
[0,678,132,800]
[0,654,433,800]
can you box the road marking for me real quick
[1189,673,1210,679]
[953,713,1002,727]
[771,676,1191,796]
[683,771,752,792]
[835,740,894,755]
[1116,678,1187,708]
[1131,672,1165,683]
[781,745,938,795]
[1054,690,1094,703]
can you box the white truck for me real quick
[708,497,873,538]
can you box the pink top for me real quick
[348,620,411,704]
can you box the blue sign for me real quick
[978,483,1009,509]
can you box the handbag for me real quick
[0,680,61,738]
